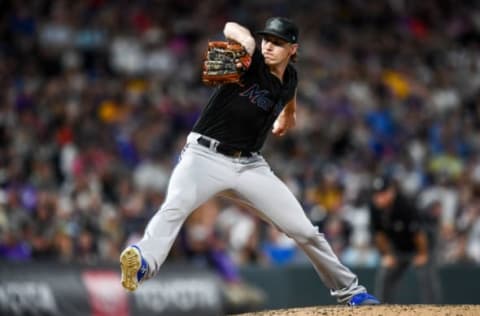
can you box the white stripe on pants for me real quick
[136,132,365,303]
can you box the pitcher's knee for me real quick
[158,201,194,222]
[284,226,321,244]
[159,206,190,222]
[160,190,197,218]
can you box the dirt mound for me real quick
[236,305,479,316]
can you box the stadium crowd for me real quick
[1,0,480,275]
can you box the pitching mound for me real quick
[236,305,480,316]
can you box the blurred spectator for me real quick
[179,199,266,309]
[456,183,480,264]
[261,226,297,267]
[216,202,262,266]
[0,228,31,261]
[306,167,344,215]
[313,197,352,257]
[341,202,380,268]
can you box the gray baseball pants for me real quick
[136,132,366,303]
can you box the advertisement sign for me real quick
[0,262,224,316]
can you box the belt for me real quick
[197,136,253,158]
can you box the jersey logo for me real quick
[239,84,274,111]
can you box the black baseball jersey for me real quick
[193,48,297,152]
[369,194,423,253]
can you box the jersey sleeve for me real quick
[285,66,298,102]
[249,47,263,71]
[241,47,266,83]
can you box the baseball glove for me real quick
[202,41,252,85]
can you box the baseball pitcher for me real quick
[119,17,380,306]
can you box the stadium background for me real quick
[1,0,480,315]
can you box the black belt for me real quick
[197,136,253,158]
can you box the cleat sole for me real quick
[120,247,141,291]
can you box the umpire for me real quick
[368,176,441,303]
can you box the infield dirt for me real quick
[235,305,480,316]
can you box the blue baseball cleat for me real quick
[120,245,148,291]
[348,293,380,306]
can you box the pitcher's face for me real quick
[261,35,297,66]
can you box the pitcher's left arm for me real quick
[272,91,297,136]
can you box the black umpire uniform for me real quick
[368,176,441,303]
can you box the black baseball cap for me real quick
[371,176,393,193]
[256,17,299,44]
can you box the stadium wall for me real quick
[1,262,479,315]
[240,264,480,308]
